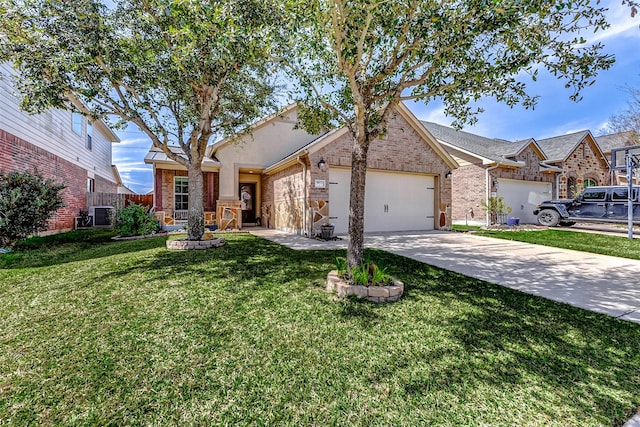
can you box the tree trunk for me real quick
[187,164,205,241]
[347,135,369,268]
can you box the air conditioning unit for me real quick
[89,206,115,227]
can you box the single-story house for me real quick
[422,122,557,225]
[145,103,457,236]
[535,130,611,198]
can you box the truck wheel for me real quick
[537,209,560,227]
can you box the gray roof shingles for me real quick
[535,131,590,162]
[421,121,527,164]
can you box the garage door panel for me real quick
[497,179,552,224]
[329,168,435,233]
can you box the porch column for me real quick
[154,169,163,211]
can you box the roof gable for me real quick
[535,130,591,162]
[421,121,533,166]
[265,103,458,173]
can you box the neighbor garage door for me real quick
[328,168,435,234]
[496,178,553,224]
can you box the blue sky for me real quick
[113,2,640,194]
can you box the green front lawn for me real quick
[475,228,640,260]
[1,231,639,425]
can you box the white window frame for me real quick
[174,176,189,212]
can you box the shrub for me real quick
[0,170,65,247]
[113,203,158,237]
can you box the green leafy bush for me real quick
[113,203,158,237]
[0,170,65,247]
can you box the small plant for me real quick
[370,263,390,286]
[336,258,392,287]
[335,256,347,276]
[113,203,158,237]
[481,196,512,225]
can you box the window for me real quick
[86,121,93,150]
[581,189,606,201]
[72,112,83,135]
[174,177,189,211]
[612,188,638,201]
[87,178,95,193]
[583,178,598,188]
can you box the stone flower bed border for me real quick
[326,270,404,303]
[166,237,226,250]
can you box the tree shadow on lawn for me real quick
[92,234,344,290]
[369,249,640,425]
[0,234,170,269]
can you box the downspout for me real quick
[555,173,560,199]
[485,164,500,226]
[297,156,309,237]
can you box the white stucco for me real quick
[211,106,322,199]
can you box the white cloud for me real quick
[589,1,640,43]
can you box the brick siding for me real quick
[451,145,555,224]
[555,139,610,198]
[0,128,89,231]
[263,111,453,234]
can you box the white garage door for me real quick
[328,168,435,234]
[497,178,552,224]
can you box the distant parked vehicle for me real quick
[533,186,640,227]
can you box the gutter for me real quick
[485,164,500,226]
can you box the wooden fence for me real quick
[87,193,154,209]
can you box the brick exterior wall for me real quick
[555,139,610,198]
[263,111,453,234]
[155,169,219,228]
[0,128,90,232]
[451,164,486,223]
[451,145,555,224]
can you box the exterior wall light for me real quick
[445,170,452,178]
[318,158,328,172]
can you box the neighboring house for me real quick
[145,103,457,235]
[422,122,557,225]
[111,165,136,195]
[535,130,611,199]
[0,62,121,232]
[595,131,638,184]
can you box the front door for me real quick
[240,183,256,225]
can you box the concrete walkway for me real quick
[250,228,640,323]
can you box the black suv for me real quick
[533,186,640,227]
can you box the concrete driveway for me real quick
[251,228,640,323]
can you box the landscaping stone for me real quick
[326,270,404,303]
[166,237,226,250]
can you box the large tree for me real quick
[610,86,640,139]
[281,0,617,268]
[0,0,280,241]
